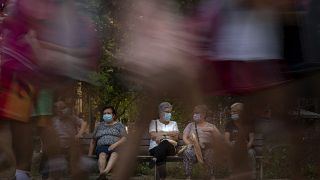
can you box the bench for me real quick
[79,133,184,178]
[80,133,264,179]
[137,133,185,160]
[138,133,264,180]
[137,134,185,180]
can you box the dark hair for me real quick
[102,106,117,116]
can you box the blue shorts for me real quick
[96,145,114,156]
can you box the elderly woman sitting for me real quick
[183,105,221,179]
[148,102,179,180]
[88,106,127,180]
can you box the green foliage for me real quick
[134,162,153,176]
[302,163,319,180]
[78,0,140,123]
[263,145,291,179]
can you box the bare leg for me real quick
[0,122,15,179]
[98,153,108,174]
[103,152,118,174]
[12,121,34,180]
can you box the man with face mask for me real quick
[224,102,256,179]
[41,100,83,179]
[148,102,179,180]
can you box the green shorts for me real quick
[32,89,54,117]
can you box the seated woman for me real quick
[183,105,221,179]
[88,106,127,180]
[149,102,179,180]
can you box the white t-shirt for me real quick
[149,119,179,150]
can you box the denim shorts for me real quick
[95,145,110,156]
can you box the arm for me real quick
[109,123,128,150]
[76,121,88,138]
[38,40,95,57]
[182,123,192,145]
[165,131,179,141]
[150,131,166,140]
[150,131,168,144]
[109,136,127,150]
[182,132,192,145]
[166,121,179,141]
[149,120,165,143]
[224,132,232,146]
[247,132,254,149]
[88,139,97,156]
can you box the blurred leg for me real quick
[0,122,15,180]
[12,121,33,180]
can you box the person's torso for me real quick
[95,122,124,146]
[189,122,214,147]
[226,121,239,143]
[149,119,177,150]
[51,116,78,148]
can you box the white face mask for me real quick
[231,114,239,121]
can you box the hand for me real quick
[108,144,117,151]
[155,136,163,144]
[25,30,37,45]
[187,144,193,148]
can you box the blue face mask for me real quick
[103,114,113,122]
[164,112,172,121]
[193,113,201,122]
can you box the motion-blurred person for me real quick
[15,0,99,178]
[88,106,127,180]
[0,0,41,179]
[224,103,256,179]
[149,102,179,180]
[182,105,221,179]
[75,112,89,139]
[39,99,87,180]
[195,0,288,95]
[21,0,99,84]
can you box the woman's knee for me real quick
[99,153,107,160]
[110,152,118,159]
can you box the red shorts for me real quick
[198,58,290,95]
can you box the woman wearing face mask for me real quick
[88,106,127,180]
[149,102,179,180]
[182,105,221,180]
